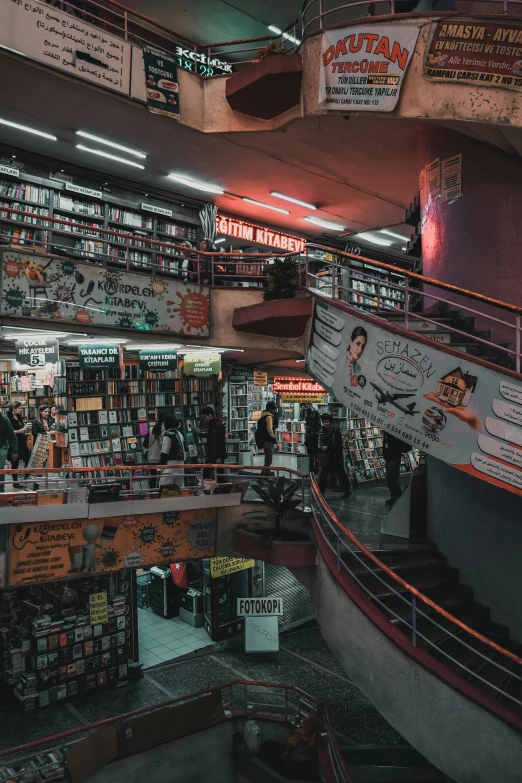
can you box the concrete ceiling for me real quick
[0,52,418,251]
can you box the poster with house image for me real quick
[307,299,522,497]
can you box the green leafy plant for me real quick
[251,477,302,537]
[263,257,300,301]
[254,41,285,62]
[284,711,325,767]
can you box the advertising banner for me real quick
[1,251,210,338]
[183,353,221,377]
[253,371,268,387]
[78,343,122,369]
[424,20,522,92]
[0,0,131,95]
[8,509,216,586]
[139,349,178,372]
[308,298,522,497]
[15,337,59,368]
[210,557,254,578]
[141,43,180,119]
[319,24,421,112]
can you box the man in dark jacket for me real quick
[318,414,351,498]
[383,432,411,506]
[0,413,18,493]
[256,401,278,476]
[300,402,321,474]
[200,406,226,479]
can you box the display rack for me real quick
[344,415,419,483]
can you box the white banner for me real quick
[308,298,522,497]
[1,251,210,337]
[0,0,131,95]
[319,24,421,112]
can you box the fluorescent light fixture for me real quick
[242,197,289,214]
[167,173,224,195]
[214,238,227,245]
[76,144,145,169]
[304,216,345,231]
[2,326,73,334]
[125,343,182,350]
[271,192,317,210]
[380,228,409,241]
[0,117,56,141]
[66,338,127,345]
[295,359,306,362]
[76,131,146,159]
[353,232,392,246]
[267,25,301,45]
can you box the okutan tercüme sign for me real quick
[216,214,305,253]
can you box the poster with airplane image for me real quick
[307,298,522,497]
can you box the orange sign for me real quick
[8,509,216,586]
[216,214,306,253]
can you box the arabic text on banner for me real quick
[141,43,180,119]
[319,25,421,112]
[307,298,522,497]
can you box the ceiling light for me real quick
[304,216,345,231]
[76,144,145,169]
[2,326,75,335]
[271,192,317,210]
[215,238,227,245]
[353,232,392,246]
[242,198,289,214]
[125,343,182,350]
[167,173,224,195]
[267,25,301,45]
[295,359,306,362]
[0,117,57,141]
[380,229,409,241]
[76,130,146,159]
[66,338,127,345]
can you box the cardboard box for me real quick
[37,490,66,506]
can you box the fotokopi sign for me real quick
[424,20,522,92]
[1,251,210,337]
[308,298,522,497]
[8,509,216,586]
[319,24,421,111]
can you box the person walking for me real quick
[200,406,226,480]
[6,401,30,488]
[159,415,186,488]
[318,413,351,498]
[300,402,321,474]
[383,432,412,506]
[0,411,18,493]
[144,417,164,488]
[256,401,278,476]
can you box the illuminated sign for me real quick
[216,214,306,253]
[174,46,233,77]
[273,377,325,395]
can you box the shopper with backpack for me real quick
[383,432,412,506]
[159,415,186,488]
[256,401,278,476]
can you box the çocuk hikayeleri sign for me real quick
[15,337,59,368]
[0,252,210,338]
[319,25,421,111]
[308,298,522,497]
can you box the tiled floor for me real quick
[137,607,212,668]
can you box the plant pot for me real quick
[235,528,317,567]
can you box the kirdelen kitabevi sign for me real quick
[308,298,522,497]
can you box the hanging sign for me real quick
[0,0,132,96]
[425,20,522,92]
[15,337,59,368]
[237,597,283,616]
[89,592,109,625]
[139,349,178,371]
[308,298,522,499]
[173,45,233,77]
[216,214,306,253]
[254,371,268,387]
[183,352,221,377]
[141,43,180,119]
[78,344,122,368]
[8,509,216,586]
[0,165,19,178]
[319,24,421,112]
[66,183,102,199]
[210,557,255,578]
[273,378,325,396]
[141,203,173,217]
[1,251,210,338]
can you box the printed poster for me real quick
[424,20,522,92]
[141,43,180,119]
[8,509,216,586]
[308,297,522,497]
[319,24,421,112]
[442,154,462,203]
[1,251,210,337]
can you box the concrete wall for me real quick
[310,555,522,783]
[426,456,522,642]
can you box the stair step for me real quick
[346,766,442,783]
[349,555,442,577]
[415,608,486,651]
[370,573,456,600]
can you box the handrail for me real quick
[0,464,306,477]
[310,474,522,668]
[0,679,352,782]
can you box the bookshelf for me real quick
[227,381,249,463]
[0,161,199,277]
[344,415,419,483]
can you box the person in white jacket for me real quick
[159,415,186,488]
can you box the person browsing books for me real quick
[6,401,30,488]
[199,406,226,480]
[32,405,54,437]
[144,417,165,488]
[0,411,18,494]
[256,401,278,477]
[159,415,186,488]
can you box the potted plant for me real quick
[263,257,300,301]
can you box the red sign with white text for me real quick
[216,214,306,253]
[273,377,325,395]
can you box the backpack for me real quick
[255,414,271,448]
